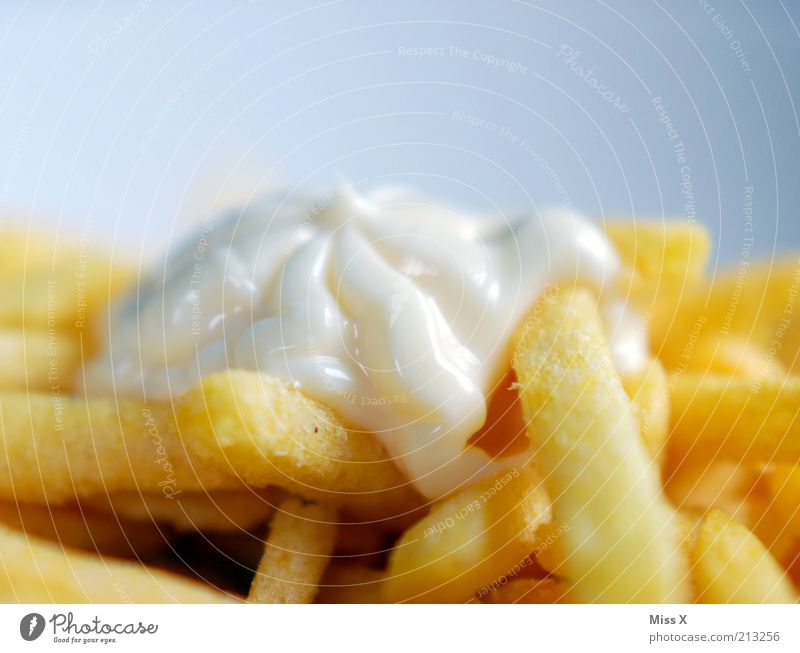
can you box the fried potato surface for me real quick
[605,220,710,304]
[652,258,800,373]
[86,489,279,533]
[0,329,81,393]
[669,374,800,465]
[686,334,786,378]
[513,287,690,602]
[690,510,797,603]
[0,499,169,558]
[0,393,236,504]
[622,358,670,463]
[752,465,800,581]
[0,522,234,603]
[177,371,423,520]
[664,461,761,531]
[248,497,337,604]
[383,467,550,603]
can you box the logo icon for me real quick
[20,613,45,641]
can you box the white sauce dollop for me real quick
[84,187,645,498]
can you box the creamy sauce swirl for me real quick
[84,187,645,498]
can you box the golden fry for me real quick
[248,497,337,604]
[0,522,234,603]
[177,371,423,519]
[669,374,800,465]
[0,329,81,392]
[605,220,710,303]
[752,465,800,580]
[383,467,550,604]
[622,358,669,462]
[664,461,761,531]
[687,334,785,378]
[0,393,237,504]
[513,287,690,602]
[0,499,169,558]
[651,258,800,373]
[86,489,279,533]
[690,509,796,603]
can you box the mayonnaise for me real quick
[84,186,645,498]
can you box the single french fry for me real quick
[762,465,800,533]
[0,499,169,558]
[0,522,235,603]
[248,497,337,604]
[0,393,237,504]
[0,226,126,279]
[176,371,424,520]
[651,258,800,373]
[669,374,800,465]
[383,467,550,604]
[0,264,132,347]
[687,334,786,378]
[0,226,135,363]
[622,358,670,462]
[315,562,385,604]
[752,465,800,579]
[0,227,61,274]
[605,220,710,304]
[86,489,280,533]
[480,577,570,604]
[664,461,761,531]
[512,287,690,602]
[690,509,796,603]
[0,329,81,393]
[674,511,702,561]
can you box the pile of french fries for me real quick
[1,220,799,604]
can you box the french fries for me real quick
[0,522,234,603]
[622,358,670,463]
[1,218,800,606]
[687,334,786,377]
[752,465,800,581]
[0,263,132,359]
[688,510,796,603]
[0,499,169,558]
[0,393,237,504]
[176,370,424,520]
[605,220,710,303]
[651,258,800,373]
[383,467,549,603]
[669,374,800,465]
[513,287,690,602]
[248,497,337,604]
[0,329,81,392]
[85,489,280,533]
[664,461,761,531]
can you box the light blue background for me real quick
[1,0,798,267]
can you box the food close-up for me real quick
[1,191,798,605]
[1,5,799,651]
